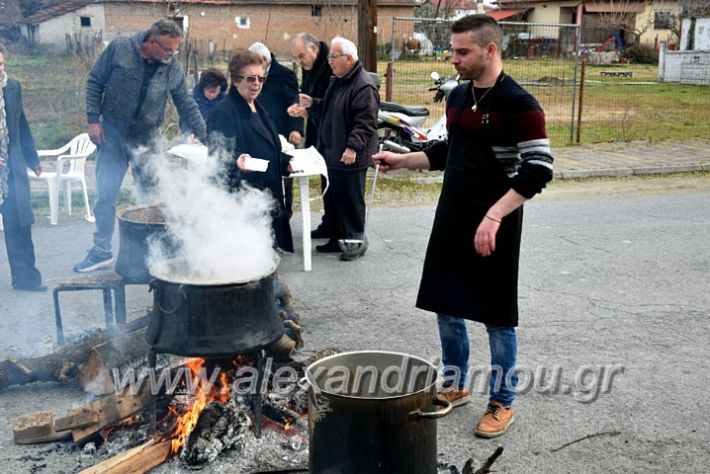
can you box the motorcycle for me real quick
[378,72,459,153]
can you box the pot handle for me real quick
[155,284,187,315]
[412,396,452,419]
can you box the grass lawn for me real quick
[4,51,708,148]
[380,59,709,146]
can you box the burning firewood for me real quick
[180,397,251,467]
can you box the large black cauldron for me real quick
[146,264,283,357]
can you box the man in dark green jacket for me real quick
[75,19,206,273]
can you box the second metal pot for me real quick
[305,350,451,474]
[116,203,172,283]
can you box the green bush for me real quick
[622,45,659,65]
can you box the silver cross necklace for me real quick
[471,83,495,112]
[471,72,505,112]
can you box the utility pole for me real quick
[357,0,378,72]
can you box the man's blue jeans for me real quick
[93,133,157,252]
[437,314,518,407]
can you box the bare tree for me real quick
[593,1,648,46]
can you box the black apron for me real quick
[416,85,523,327]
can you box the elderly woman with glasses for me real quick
[207,50,294,253]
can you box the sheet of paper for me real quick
[244,156,269,172]
[285,146,327,177]
[167,143,208,162]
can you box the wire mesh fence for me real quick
[387,17,710,146]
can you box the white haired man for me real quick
[292,37,379,261]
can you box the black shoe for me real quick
[310,227,332,239]
[13,283,48,292]
[339,238,368,261]
[340,247,368,261]
[316,240,342,253]
[74,247,114,273]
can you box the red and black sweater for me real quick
[425,74,554,198]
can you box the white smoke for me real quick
[141,139,280,285]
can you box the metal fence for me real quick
[387,17,710,146]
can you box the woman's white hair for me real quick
[331,37,358,61]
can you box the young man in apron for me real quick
[373,14,554,438]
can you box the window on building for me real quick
[80,16,91,27]
[654,11,673,30]
[311,5,322,17]
[172,16,185,32]
[236,16,250,29]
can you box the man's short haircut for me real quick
[451,14,503,50]
[293,32,320,50]
[228,50,266,83]
[331,37,358,61]
[197,68,228,93]
[147,18,184,40]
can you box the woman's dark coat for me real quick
[2,78,39,227]
[206,86,293,252]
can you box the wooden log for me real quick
[54,407,99,432]
[13,411,71,444]
[72,358,191,445]
[78,328,151,395]
[78,438,172,474]
[0,315,148,391]
[72,385,153,445]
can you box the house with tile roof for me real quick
[21,0,418,57]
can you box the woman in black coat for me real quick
[0,47,46,291]
[207,50,294,252]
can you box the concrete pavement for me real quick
[552,138,710,179]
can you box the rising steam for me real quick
[140,138,280,284]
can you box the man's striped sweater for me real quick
[424,74,554,198]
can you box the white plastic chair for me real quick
[30,133,97,225]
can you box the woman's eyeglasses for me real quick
[238,75,267,84]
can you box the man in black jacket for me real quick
[294,37,379,261]
[0,46,46,291]
[249,42,304,217]
[290,33,334,238]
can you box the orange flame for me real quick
[169,358,233,455]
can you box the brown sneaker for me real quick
[474,401,515,438]
[436,388,471,408]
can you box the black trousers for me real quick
[322,168,367,240]
[1,186,42,288]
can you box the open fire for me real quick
[76,350,315,472]
[167,358,232,456]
